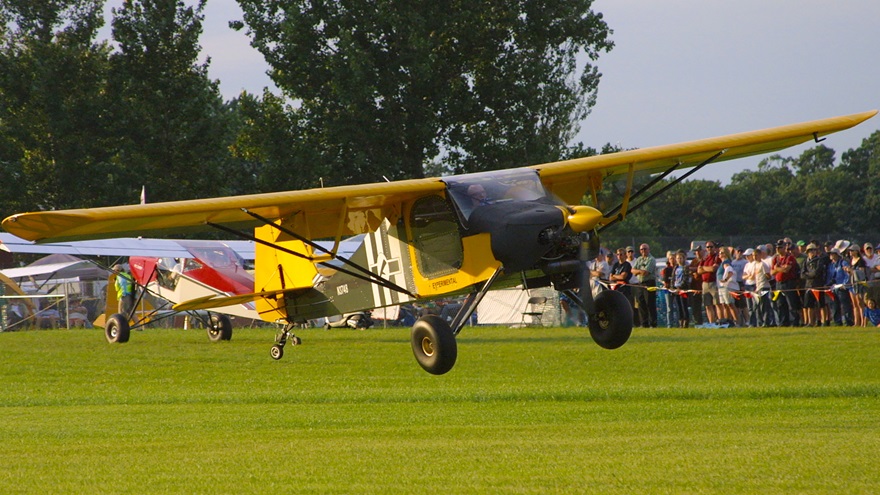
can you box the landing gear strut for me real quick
[566,287,633,349]
[270,324,302,360]
[409,265,504,375]
[562,234,633,350]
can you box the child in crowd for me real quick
[864,298,880,327]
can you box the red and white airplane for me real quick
[0,234,257,340]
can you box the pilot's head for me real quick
[467,184,487,205]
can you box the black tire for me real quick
[410,315,457,375]
[105,313,131,344]
[588,290,633,349]
[270,344,284,360]
[207,314,233,342]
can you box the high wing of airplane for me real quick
[3,110,876,374]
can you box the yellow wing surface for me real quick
[2,110,876,243]
[2,178,445,243]
[534,110,878,205]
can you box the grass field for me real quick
[1,324,878,494]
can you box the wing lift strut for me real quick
[207,208,417,300]
[598,150,726,233]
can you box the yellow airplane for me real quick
[3,110,876,374]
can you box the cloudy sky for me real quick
[106,1,880,184]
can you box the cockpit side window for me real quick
[409,195,463,278]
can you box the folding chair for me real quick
[520,296,547,327]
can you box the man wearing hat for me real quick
[696,241,720,324]
[113,264,135,318]
[827,248,853,326]
[801,243,827,326]
[771,239,801,326]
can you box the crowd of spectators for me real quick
[587,238,880,328]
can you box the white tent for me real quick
[476,287,561,326]
[0,254,109,330]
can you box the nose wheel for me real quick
[270,325,302,360]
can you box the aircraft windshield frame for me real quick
[442,168,552,220]
[183,244,245,270]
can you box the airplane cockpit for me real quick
[183,245,246,271]
[443,168,552,222]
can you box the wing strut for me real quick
[602,162,682,220]
[449,264,505,336]
[206,211,418,299]
[598,150,726,233]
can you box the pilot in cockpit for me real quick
[467,184,491,207]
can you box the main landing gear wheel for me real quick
[207,314,233,342]
[588,290,633,350]
[410,315,457,375]
[105,313,131,344]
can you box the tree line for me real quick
[1,1,878,242]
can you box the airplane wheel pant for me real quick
[410,315,457,375]
[588,290,633,350]
[105,313,130,344]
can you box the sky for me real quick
[105,0,880,184]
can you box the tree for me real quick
[790,144,835,176]
[0,0,114,214]
[839,130,880,232]
[107,0,234,203]
[233,0,613,185]
[229,90,329,193]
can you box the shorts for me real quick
[717,286,733,305]
[702,282,718,306]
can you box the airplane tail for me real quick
[253,225,320,320]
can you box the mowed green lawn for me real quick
[1,324,878,494]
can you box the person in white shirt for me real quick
[588,249,611,299]
[753,246,774,327]
[741,248,757,327]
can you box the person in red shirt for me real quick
[771,239,802,326]
[696,242,720,324]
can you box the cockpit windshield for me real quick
[185,245,245,270]
[443,168,552,220]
